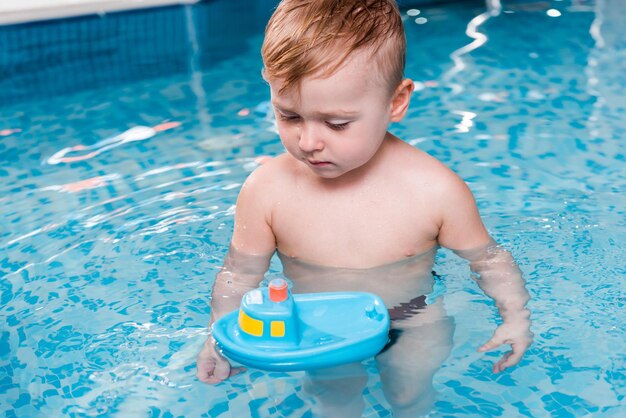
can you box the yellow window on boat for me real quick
[239,309,263,336]
[270,320,285,337]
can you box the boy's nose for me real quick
[298,124,324,153]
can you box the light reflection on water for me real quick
[1,0,625,416]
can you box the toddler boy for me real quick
[197,0,532,415]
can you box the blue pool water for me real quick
[1,0,624,416]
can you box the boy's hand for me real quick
[196,337,244,384]
[477,319,533,374]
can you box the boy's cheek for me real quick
[279,135,299,155]
[277,125,298,142]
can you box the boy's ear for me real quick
[390,79,415,122]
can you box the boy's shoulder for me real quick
[390,141,484,246]
[239,154,297,196]
[244,153,296,182]
[390,139,465,191]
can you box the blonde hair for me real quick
[262,0,406,95]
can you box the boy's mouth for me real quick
[307,159,332,167]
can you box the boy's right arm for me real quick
[197,168,277,384]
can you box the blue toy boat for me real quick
[211,278,390,371]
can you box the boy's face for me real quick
[269,53,400,180]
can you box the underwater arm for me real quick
[457,243,533,373]
[208,248,274,326]
[197,248,273,384]
[197,168,277,384]
[437,174,532,373]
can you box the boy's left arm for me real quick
[437,174,533,373]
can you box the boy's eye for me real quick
[326,121,350,131]
[278,113,301,122]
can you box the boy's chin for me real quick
[298,161,341,179]
[288,154,360,180]
[304,164,362,181]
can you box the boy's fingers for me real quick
[492,351,512,373]
[197,362,217,383]
[493,349,524,373]
[196,339,245,384]
[478,338,502,352]
[506,344,525,366]
[213,358,231,381]
[201,364,244,385]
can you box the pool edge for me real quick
[0,0,199,25]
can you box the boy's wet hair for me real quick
[262,0,406,95]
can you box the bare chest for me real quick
[271,184,439,267]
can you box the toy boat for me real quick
[211,278,390,371]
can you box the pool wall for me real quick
[0,0,465,25]
[0,0,199,25]
[0,0,278,106]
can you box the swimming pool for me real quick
[1,0,624,416]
